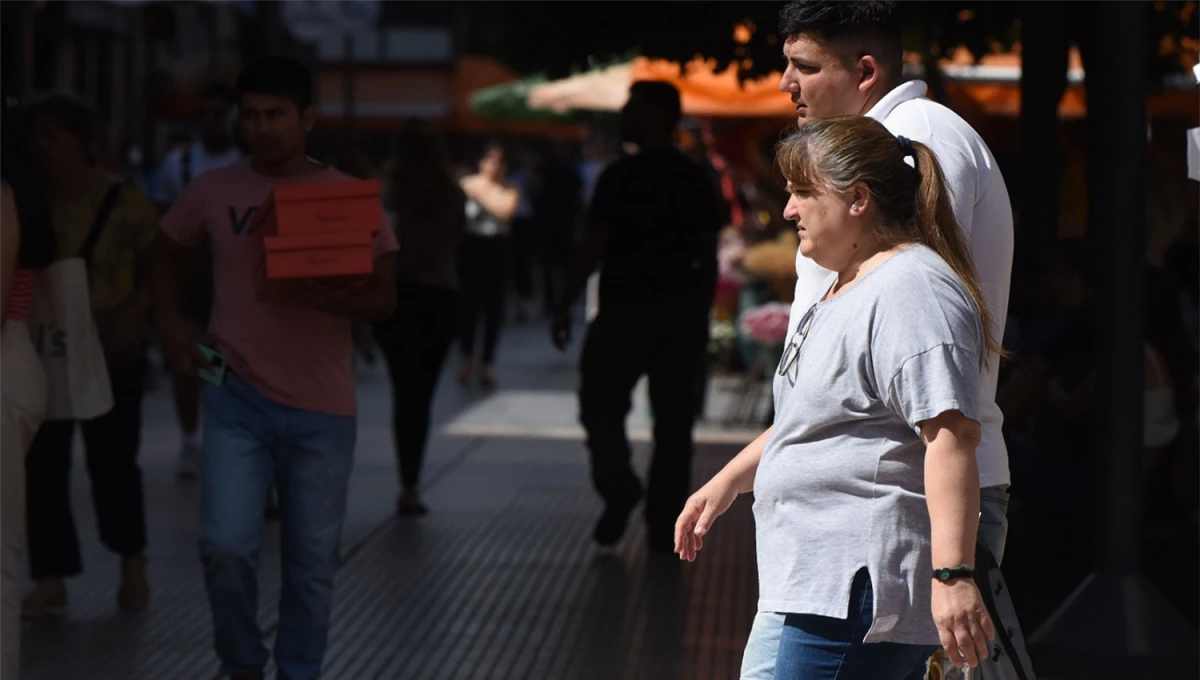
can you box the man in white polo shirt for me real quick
[739,2,1014,678]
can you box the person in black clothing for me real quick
[375,119,466,516]
[552,81,722,552]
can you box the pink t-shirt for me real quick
[161,161,399,416]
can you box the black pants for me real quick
[26,355,148,579]
[458,234,509,364]
[579,302,709,537]
[375,281,458,490]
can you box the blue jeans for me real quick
[198,374,356,680]
[741,485,1011,680]
[775,569,938,680]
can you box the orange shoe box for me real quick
[250,180,385,297]
[252,179,386,239]
[263,230,375,279]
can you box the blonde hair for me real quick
[776,115,1003,358]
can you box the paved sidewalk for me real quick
[21,321,763,679]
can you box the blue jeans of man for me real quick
[198,374,356,680]
[740,485,1010,680]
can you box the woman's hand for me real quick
[673,474,739,562]
[931,578,995,670]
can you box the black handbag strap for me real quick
[973,540,1033,680]
[78,183,123,265]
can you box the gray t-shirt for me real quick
[753,244,984,645]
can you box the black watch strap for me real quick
[932,564,975,582]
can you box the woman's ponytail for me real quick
[910,141,1003,360]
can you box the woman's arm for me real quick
[716,425,772,495]
[463,177,520,223]
[1,183,20,325]
[923,411,981,569]
[674,426,773,561]
[922,410,994,669]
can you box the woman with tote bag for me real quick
[21,94,157,618]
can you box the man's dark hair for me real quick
[778,1,903,71]
[628,81,682,122]
[235,57,314,109]
[621,81,682,145]
[201,82,236,107]
[23,93,97,166]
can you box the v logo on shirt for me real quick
[229,206,257,236]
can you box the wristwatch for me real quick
[932,565,975,582]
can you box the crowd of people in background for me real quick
[0,1,1195,679]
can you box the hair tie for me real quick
[896,135,919,173]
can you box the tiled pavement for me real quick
[27,319,1190,679]
[21,321,765,680]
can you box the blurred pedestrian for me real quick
[0,97,56,680]
[22,92,155,618]
[152,57,397,680]
[552,81,722,553]
[458,143,520,389]
[375,119,465,516]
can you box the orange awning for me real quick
[527,52,1196,121]
[527,57,793,118]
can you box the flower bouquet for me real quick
[738,301,791,348]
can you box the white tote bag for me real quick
[27,184,122,421]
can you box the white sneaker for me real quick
[175,442,202,481]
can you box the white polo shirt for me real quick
[789,80,1015,489]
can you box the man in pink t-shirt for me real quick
[151,57,398,680]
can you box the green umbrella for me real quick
[470,74,610,123]
[470,75,567,121]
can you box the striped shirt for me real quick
[5,268,35,322]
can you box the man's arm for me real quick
[151,233,212,375]
[151,234,203,327]
[558,164,622,312]
[550,224,607,350]
[559,225,608,311]
[295,252,397,321]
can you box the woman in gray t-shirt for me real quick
[674,117,1001,679]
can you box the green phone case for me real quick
[196,344,227,386]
